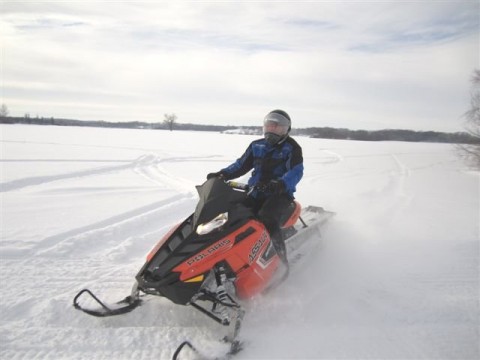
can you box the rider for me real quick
[207,109,304,263]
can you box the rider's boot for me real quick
[271,231,288,265]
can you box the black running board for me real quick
[73,288,141,317]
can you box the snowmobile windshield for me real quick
[193,178,245,228]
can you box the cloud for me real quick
[1,1,478,131]
[349,4,478,53]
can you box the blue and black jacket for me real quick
[220,136,304,198]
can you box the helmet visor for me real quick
[263,121,288,137]
[263,112,290,137]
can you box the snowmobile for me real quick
[73,178,334,358]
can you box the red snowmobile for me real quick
[73,178,333,357]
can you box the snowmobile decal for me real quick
[248,230,268,263]
[186,238,232,266]
[258,241,277,268]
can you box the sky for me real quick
[1,1,479,132]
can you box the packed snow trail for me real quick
[1,125,478,359]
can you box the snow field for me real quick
[1,124,478,359]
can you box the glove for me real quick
[207,171,225,180]
[267,180,286,194]
[257,180,286,194]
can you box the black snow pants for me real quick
[244,193,293,262]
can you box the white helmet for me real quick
[263,109,291,145]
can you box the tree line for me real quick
[293,127,479,144]
[1,114,478,145]
[0,115,237,132]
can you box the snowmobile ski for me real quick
[73,286,141,317]
[172,338,243,360]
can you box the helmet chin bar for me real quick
[265,132,282,145]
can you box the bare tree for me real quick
[459,69,480,169]
[164,113,177,131]
[0,104,9,118]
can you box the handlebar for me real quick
[227,181,249,191]
[207,178,256,195]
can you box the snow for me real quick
[1,124,479,359]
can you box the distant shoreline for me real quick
[1,116,478,145]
